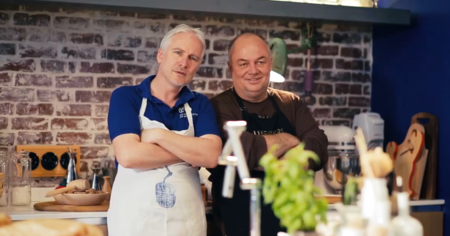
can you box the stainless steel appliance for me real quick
[315,125,360,194]
[352,112,384,151]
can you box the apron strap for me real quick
[232,88,279,116]
[139,98,147,117]
[232,88,250,120]
[267,95,282,113]
[232,88,247,110]
[184,103,194,127]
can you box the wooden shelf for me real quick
[13,0,411,25]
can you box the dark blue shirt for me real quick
[108,75,221,143]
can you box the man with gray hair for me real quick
[107,24,222,236]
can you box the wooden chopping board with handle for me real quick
[34,201,109,212]
[393,123,426,199]
[411,112,439,199]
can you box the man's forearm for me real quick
[113,135,183,169]
[302,135,328,171]
[153,131,222,168]
[263,133,300,157]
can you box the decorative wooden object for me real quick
[15,145,81,178]
[386,123,427,200]
[411,112,439,199]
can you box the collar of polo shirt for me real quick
[137,75,195,109]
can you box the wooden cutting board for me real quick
[411,112,439,199]
[322,195,342,204]
[34,201,109,212]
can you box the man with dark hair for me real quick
[209,33,328,236]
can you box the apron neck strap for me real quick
[139,98,147,117]
[183,103,194,127]
[232,88,281,114]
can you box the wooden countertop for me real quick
[0,199,444,225]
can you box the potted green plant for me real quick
[259,143,328,235]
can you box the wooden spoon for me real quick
[354,128,375,178]
[366,147,394,178]
[45,180,90,197]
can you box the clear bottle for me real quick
[10,151,32,206]
[391,192,423,236]
[0,150,8,207]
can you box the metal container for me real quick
[66,147,78,184]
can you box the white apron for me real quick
[107,98,206,236]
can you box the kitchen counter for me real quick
[0,199,444,225]
[0,205,214,225]
[0,205,108,225]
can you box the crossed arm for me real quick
[210,95,328,172]
[113,130,222,169]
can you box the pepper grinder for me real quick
[91,162,102,191]
[102,176,112,200]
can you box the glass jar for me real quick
[0,150,7,207]
[9,151,32,206]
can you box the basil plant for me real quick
[259,143,328,234]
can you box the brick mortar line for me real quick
[0,43,373,58]
[0,54,373,62]
[0,16,373,36]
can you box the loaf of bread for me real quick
[0,214,12,227]
[0,214,103,236]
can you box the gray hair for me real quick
[159,24,206,58]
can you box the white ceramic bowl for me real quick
[54,192,109,206]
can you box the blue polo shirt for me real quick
[108,75,221,146]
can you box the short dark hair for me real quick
[227,32,269,53]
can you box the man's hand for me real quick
[264,132,300,158]
[253,133,300,171]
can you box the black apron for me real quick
[212,89,297,236]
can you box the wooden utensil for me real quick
[411,112,439,199]
[354,128,375,178]
[45,179,90,197]
[354,128,393,178]
[366,147,394,178]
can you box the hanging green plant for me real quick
[259,143,328,234]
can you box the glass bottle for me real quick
[10,151,32,206]
[0,150,8,207]
[391,192,423,236]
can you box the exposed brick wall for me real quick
[0,5,372,186]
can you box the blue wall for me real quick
[373,0,450,234]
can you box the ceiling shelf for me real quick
[13,0,411,25]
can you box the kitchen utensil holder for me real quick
[219,121,261,236]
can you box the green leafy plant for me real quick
[343,177,360,205]
[259,143,328,234]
